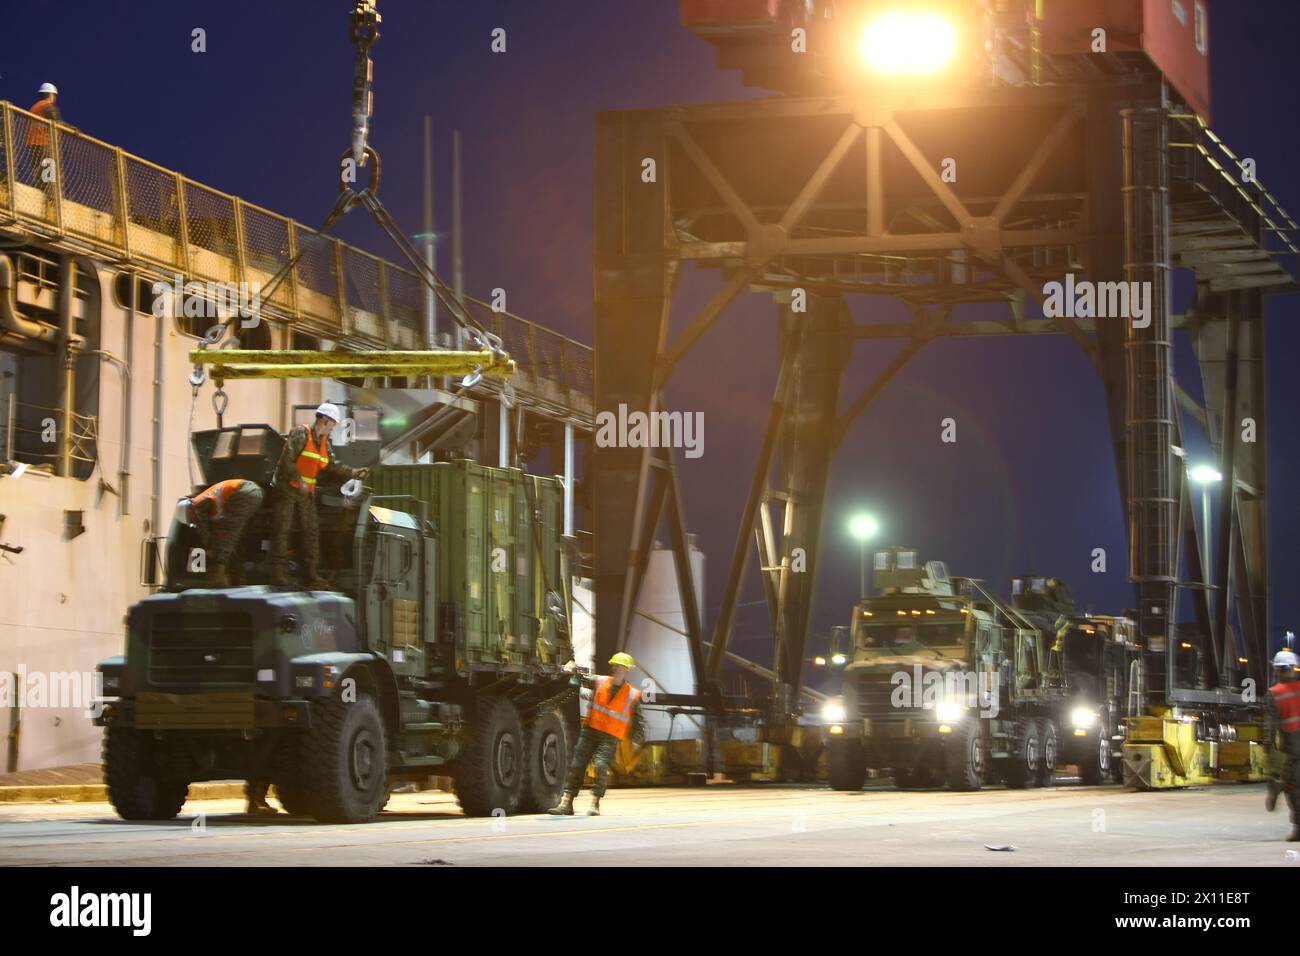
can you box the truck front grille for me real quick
[855,676,925,719]
[148,612,255,688]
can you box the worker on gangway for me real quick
[26,83,60,195]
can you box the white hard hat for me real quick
[38,83,58,95]
[1274,650,1299,669]
[315,402,342,423]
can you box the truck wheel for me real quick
[1079,710,1111,786]
[103,727,189,820]
[944,722,986,791]
[302,694,388,824]
[272,779,314,816]
[1001,719,1039,789]
[454,697,525,817]
[826,739,867,791]
[519,710,568,812]
[1035,719,1058,787]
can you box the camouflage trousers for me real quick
[564,726,620,799]
[198,484,263,567]
[269,489,319,571]
[1273,733,1300,825]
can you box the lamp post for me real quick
[1189,464,1222,588]
[849,513,879,598]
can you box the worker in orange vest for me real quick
[180,478,265,588]
[268,402,368,589]
[548,652,646,816]
[1265,648,1300,841]
[26,83,60,189]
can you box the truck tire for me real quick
[1000,719,1039,789]
[944,722,986,791]
[826,739,867,791]
[273,779,314,816]
[301,694,389,824]
[519,710,568,812]
[103,727,189,821]
[1035,718,1058,787]
[1078,709,1112,786]
[454,696,525,817]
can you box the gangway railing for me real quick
[0,101,592,422]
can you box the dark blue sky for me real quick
[5,0,1297,667]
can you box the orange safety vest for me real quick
[291,427,331,492]
[587,676,642,740]
[1272,682,1300,733]
[27,99,55,147]
[193,479,244,523]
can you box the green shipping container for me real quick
[371,461,569,675]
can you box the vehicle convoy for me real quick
[821,548,1139,791]
[95,406,578,823]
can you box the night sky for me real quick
[4,1,1297,674]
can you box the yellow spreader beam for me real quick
[189,349,515,381]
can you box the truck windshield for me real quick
[858,620,965,650]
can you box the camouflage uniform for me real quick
[269,424,351,576]
[1266,680,1300,828]
[193,479,264,568]
[562,675,647,799]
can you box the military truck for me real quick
[822,548,1075,791]
[95,411,577,823]
[1008,575,1140,785]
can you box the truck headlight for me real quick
[831,653,848,666]
[1071,707,1098,729]
[821,698,847,723]
[935,700,964,723]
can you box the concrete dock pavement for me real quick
[0,782,1293,867]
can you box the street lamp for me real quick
[849,513,879,598]
[1189,464,1222,587]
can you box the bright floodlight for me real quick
[849,513,879,541]
[1190,465,1222,485]
[859,11,959,76]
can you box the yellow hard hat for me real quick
[608,652,636,670]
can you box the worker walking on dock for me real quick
[269,403,367,589]
[184,478,265,587]
[1265,649,1300,841]
[548,652,646,816]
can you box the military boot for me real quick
[304,566,332,591]
[208,564,229,588]
[547,792,575,815]
[1267,780,1281,812]
[587,795,601,816]
[245,782,278,816]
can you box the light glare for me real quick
[859,12,959,76]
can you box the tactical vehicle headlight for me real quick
[1071,707,1098,729]
[935,700,964,723]
[821,698,847,723]
[279,615,299,633]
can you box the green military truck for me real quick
[95,416,577,823]
[821,548,1072,791]
[1007,576,1139,785]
